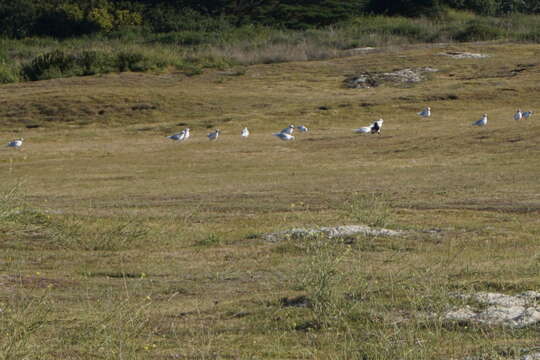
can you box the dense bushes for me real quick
[1,5,540,85]
[365,0,444,17]
[2,0,540,39]
[0,0,144,38]
[19,49,174,81]
[452,19,504,41]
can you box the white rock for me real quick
[445,291,540,328]
[263,225,404,242]
[440,52,490,59]
[522,352,540,360]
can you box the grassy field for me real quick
[0,41,539,359]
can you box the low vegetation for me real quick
[2,7,540,84]
[0,40,539,358]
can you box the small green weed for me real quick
[194,232,223,247]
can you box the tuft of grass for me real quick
[1,200,150,251]
[48,216,150,251]
[295,235,351,329]
[194,232,223,247]
[0,292,51,360]
[345,192,393,228]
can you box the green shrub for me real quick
[144,5,231,33]
[152,31,209,46]
[116,51,156,72]
[453,20,504,41]
[0,61,19,83]
[105,26,147,41]
[87,7,114,33]
[365,0,443,17]
[517,28,540,42]
[457,0,500,16]
[76,50,116,75]
[113,9,143,28]
[20,48,170,81]
[386,22,435,41]
[21,50,76,81]
[21,50,115,80]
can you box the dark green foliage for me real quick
[116,51,157,72]
[2,0,540,40]
[263,0,364,29]
[0,0,40,38]
[444,0,500,15]
[453,19,504,41]
[32,6,93,38]
[77,51,116,75]
[143,5,230,32]
[21,50,78,81]
[20,49,163,81]
[517,28,540,42]
[387,22,435,41]
[366,0,443,17]
[151,31,211,46]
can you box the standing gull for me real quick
[241,127,250,138]
[514,109,523,121]
[472,113,488,127]
[208,129,220,141]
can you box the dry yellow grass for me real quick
[0,42,539,359]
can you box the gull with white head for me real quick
[168,130,186,141]
[281,125,295,135]
[514,109,522,121]
[355,119,384,135]
[7,138,24,149]
[296,125,309,132]
[241,127,250,138]
[472,113,488,127]
[418,107,431,118]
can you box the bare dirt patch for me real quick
[0,274,78,290]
